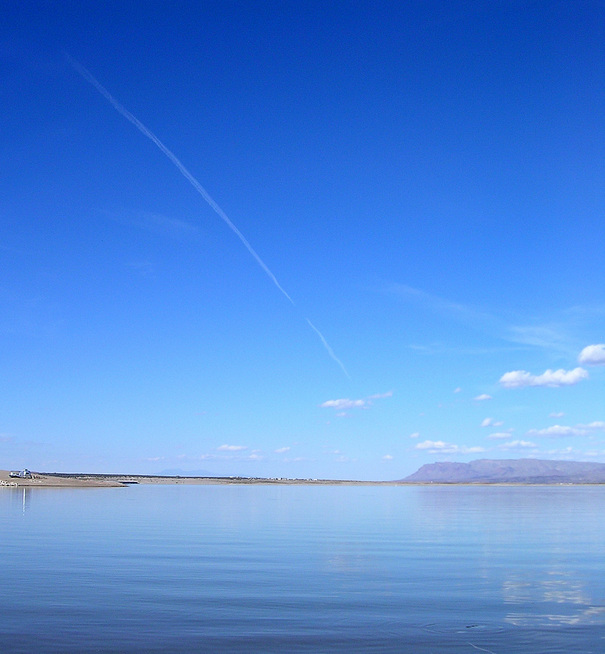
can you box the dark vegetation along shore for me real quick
[3,459,605,487]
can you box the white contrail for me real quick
[68,56,349,377]
[306,319,350,378]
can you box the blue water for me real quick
[1,484,604,653]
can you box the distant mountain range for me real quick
[400,459,605,484]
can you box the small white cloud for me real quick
[582,421,605,430]
[498,440,537,449]
[487,432,514,440]
[546,446,574,455]
[500,367,588,388]
[368,391,393,399]
[321,392,392,411]
[409,432,420,439]
[275,447,290,454]
[416,440,448,450]
[454,387,462,394]
[578,344,605,366]
[474,394,493,401]
[248,453,263,460]
[549,411,565,418]
[217,444,247,451]
[527,422,605,438]
[481,418,504,428]
[320,398,365,410]
[528,425,584,437]
[382,454,394,461]
[415,440,485,454]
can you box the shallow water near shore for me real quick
[2,484,605,653]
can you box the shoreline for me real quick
[2,470,605,488]
[0,470,394,488]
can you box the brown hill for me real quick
[401,459,605,484]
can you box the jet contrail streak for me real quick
[68,56,349,377]
[306,319,350,379]
[68,56,292,304]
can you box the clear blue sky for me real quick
[2,1,604,479]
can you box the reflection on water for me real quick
[503,570,605,627]
[2,486,31,515]
[1,484,605,653]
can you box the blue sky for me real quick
[2,1,604,479]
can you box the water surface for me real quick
[2,484,604,652]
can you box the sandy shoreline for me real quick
[0,470,395,487]
[3,470,602,488]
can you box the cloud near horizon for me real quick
[578,344,605,366]
[499,367,588,388]
[415,440,485,455]
[527,422,605,438]
[217,444,247,451]
[487,431,514,439]
[498,440,537,449]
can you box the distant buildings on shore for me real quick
[9,469,32,479]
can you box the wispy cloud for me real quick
[578,344,605,366]
[506,324,572,354]
[382,454,394,461]
[498,440,537,450]
[474,394,492,401]
[274,446,291,454]
[415,440,485,454]
[527,422,605,438]
[320,391,392,414]
[487,431,514,440]
[545,446,574,456]
[481,417,503,427]
[385,283,579,357]
[68,56,348,378]
[106,209,203,242]
[368,391,393,399]
[500,367,588,388]
[386,284,496,326]
[217,444,247,451]
[321,398,366,410]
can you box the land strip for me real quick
[0,470,395,487]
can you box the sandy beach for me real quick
[0,470,127,487]
[0,470,392,487]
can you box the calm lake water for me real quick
[1,484,604,653]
